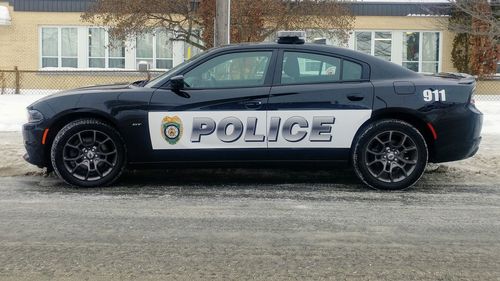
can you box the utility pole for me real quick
[214,0,230,47]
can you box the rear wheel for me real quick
[352,119,428,190]
[51,119,126,187]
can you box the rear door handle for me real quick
[243,101,263,109]
[347,94,365,102]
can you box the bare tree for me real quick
[448,0,499,40]
[81,0,205,50]
[443,0,499,76]
[81,0,355,50]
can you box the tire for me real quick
[352,119,428,190]
[50,118,126,187]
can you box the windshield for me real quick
[145,51,206,88]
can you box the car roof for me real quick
[211,42,421,80]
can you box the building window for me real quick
[136,31,174,70]
[89,28,106,68]
[89,28,125,69]
[403,31,440,73]
[402,32,419,71]
[355,32,371,55]
[108,37,125,68]
[374,32,391,61]
[184,30,203,60]
[355,31,392,61]
[40,26,184,70]
[41,27,78,68]
[422,32,440,73]
[307,30,346,47]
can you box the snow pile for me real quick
[475,100,500,135]
[0,93,50,131]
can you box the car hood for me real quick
[61,82,133,93]
[29,82,137,111]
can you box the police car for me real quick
[23,31,483,190]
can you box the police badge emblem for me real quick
[161,116,183,144]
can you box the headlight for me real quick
[27,109,44,123]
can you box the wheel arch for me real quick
[43,109,121,166]
[351,108,436,162]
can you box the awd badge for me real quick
[161,116,183,145]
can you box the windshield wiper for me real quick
[130,80,150,87]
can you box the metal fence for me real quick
[0,69,164,95]
[1,69,499,100]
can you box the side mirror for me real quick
[170,75,185,91]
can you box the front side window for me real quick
[183,51,272,89]
[41,27,78,68]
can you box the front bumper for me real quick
[22,123,48,168]
[430,103,483,163]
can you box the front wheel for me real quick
[51,119,126,187]
[352,119,428,190]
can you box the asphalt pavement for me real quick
[0,170,499,281]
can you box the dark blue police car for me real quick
[23,31,483,190]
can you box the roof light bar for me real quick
[277,31,306,44]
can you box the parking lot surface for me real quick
[0,169,500,280]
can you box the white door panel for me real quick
[148,110,371,150]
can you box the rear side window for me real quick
[280,51,363,85]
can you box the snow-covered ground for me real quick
[1,93,499,134]
[0,93,50,131]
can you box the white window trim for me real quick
[39,26,79,69]
[39,26,185,71]
[401,30,442,73]
[353,30,393,62]
[88,27,126,69]
[135,30,178,71]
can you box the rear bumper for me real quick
[431,103,483,163]
[22,123,48,168]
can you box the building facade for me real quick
[0,0,498,93]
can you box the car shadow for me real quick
[32,167,373,194]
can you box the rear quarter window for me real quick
[342,60,362,81]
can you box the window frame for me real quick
[136,30,175,71]
[39,26,187,71]
[274,49,370,86]
[401,31,442,73]
[39,26,79,69]
[88,27,126,69]
[162,49,278,90]
[354,31,393,61]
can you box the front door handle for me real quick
[347,94,365,102]
[243,101,263,109]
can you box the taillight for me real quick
[470,85,476,104]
